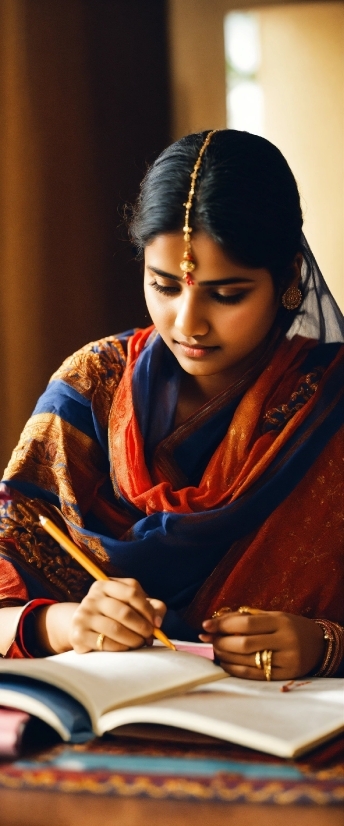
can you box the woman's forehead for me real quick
[144,232,272,282]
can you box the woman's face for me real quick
[144,232,280,391]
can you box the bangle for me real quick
[312,619,344,677]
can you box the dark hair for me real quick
[129,129,303,290]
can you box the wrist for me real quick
[311,619,344,677]
[35,602,79,655]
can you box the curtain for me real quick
[0,0,171,473]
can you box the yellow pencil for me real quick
[39,514,176,651]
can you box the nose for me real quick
[174,290,210,338]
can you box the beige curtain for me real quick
[0,0,170,473]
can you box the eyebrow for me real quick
[147,266,255,286]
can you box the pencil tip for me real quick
[38,515,46,525]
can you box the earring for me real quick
[281,285,302,310]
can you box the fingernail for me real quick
[154,615,162,628]
[202,619,213,629]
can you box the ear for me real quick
[278,252,302,299]
[288,252,303,287]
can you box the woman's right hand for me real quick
[69,578,167,654]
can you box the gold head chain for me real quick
[179,130,217,285]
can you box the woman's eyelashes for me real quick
[212,291,246,305]
[149,280,247,305]
[149,281,179,296]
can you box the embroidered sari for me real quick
[1,314,343,653]
[1,234,343,653]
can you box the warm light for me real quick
[224,13,261,75]
[227,82,264,135]
[224,12,264,137]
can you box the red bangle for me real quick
[312,619,344,677]
[16,599,57,657]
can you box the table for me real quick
[1,729,343,826]
[1,790,343,826]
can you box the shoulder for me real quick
[50,332,131,392]
[46,331,135,431]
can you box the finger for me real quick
[72,627,130,654]
[88,612,148,648]
[202,612,278,636]
[93,578,155,625]
[213,632,280,657]
[95,594,154,638]
[218,663,282,681]
[212,648,285,669]
[92,632,131,653]
[146,598,167,628]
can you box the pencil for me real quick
[39,514,176,651]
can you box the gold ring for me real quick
[212,606,232,618]
[261,649,272,681]
[96,633,105,652]
[238,606,262,615]
[255,651,263,669]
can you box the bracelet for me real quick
[312,619,344,677]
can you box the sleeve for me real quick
[0,556,56,658]
[0,334,128,608]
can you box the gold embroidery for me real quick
[4,413,108,528]
[50,336,126,430]
[68,525,110,565]
[0,497,92,601]
[262,368,324,433]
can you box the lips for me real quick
[175,341,219,358]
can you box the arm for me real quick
[36,580,166,654]
[1,581,167,657]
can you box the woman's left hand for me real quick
[199,611,325,680]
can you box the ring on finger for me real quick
[212,606,232,618]
[255,650,263,669]
[261,648,272,681]
[96,632,105,652]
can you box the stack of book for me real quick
[0,645,343,759]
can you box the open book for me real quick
[0,647,343,758]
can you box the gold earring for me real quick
[281,285,302,310]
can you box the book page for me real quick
[0,649,224,731]
[194,675,344,701]
[99,683,344,757]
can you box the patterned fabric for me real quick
[0,733,343,805]
[0,327,343,653]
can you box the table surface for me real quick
[1,789,343,826]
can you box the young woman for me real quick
[0,129,343,680]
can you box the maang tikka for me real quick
[179,130,217,285]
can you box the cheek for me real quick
[144,291,173,331]
[144,286,158,322]
[220,295,278,343]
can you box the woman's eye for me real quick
[149,281,180,296]
[211,291,246,305]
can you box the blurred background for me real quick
[0,0,343,471]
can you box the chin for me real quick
[178,359,219,376]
